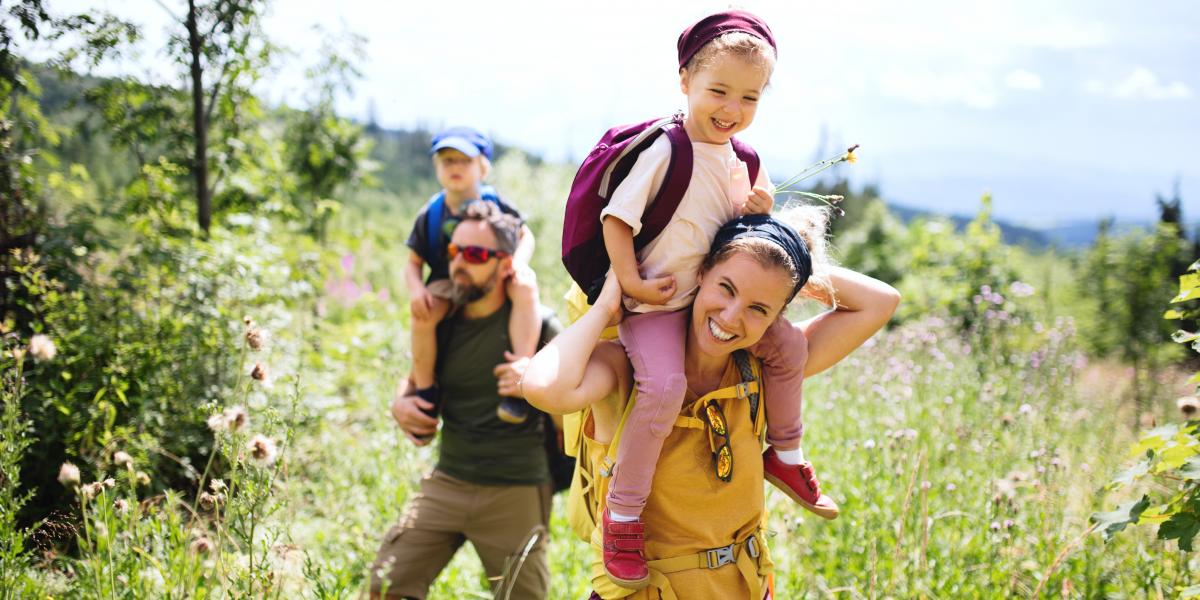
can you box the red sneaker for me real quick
[763,447,840,520]
[601,509,650,589]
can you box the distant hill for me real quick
[887,203,1052,249]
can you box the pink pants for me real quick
[607,310,808,517]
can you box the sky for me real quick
[37,0,1200,224]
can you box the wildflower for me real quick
[190,537,215,554]
[135,471,151,486]
[1009,281,1035,298]
[920,481,932,491]
[58,462,81,487]
[862,439,876,450]
[989,521,1001,532]
[247,434,277,465]
[28,334,56,362]
[250,362,268,382]
[1000,415,1014,427]
[199,492,221,511]
[101,478,116,490]
[209,479,227,494]
[1018,404,1033,416]
[1178,396,1200,420]
[1003,519,1015,530]
[82,482,104,500]
[223,405,249,432]
[207,413,227,432]
[113,499,130,515]
[945,483,957,492]
[843,144,859,164]
[245,327,265,351]
[10,347,26,361]
[113,451,133,469]
[243,316,253,327]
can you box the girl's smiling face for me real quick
[679,54,770,145]
[690,252,792,360]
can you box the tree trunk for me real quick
[186,0,211,234]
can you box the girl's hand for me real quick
[623,274,677,307]
[744,186,774,215]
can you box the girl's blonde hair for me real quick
[701,204,835,307]
[682,31,777,81]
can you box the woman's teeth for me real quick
[713,118,734,129]
[709,318,735,341]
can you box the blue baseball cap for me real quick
[430,126,493,160]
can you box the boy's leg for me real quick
[368,470,469,599]
[603,309,688,587]
[498,265,540,424]
[411,281,453,390]
[751,316,839,520]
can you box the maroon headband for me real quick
[676,10,777,70]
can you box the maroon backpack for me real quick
[561,113,760,303]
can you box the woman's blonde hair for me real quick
[701,204,835,307]
[682,31,776,82]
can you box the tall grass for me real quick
[7,152,1190,597]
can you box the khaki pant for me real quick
[369,469,552,599]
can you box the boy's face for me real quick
[434,149,486,197]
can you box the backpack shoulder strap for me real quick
[732,350,764,433]
[600,387,640,478]
[633,114,694,251]
[730,137,761,186]
[424,191,447,261]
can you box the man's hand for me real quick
[410,284,434,321]
[744,185,774,215]
[390,389,439,446]
[494,351,531,397]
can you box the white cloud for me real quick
[879,69,997,109]
[1087,67,1193,100]
[1004,69,1043,91]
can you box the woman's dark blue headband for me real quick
[710,214,812,301]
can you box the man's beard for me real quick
[449,265,499,305]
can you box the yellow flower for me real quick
[844,148,858,164]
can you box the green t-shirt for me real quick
[434,302,562,486]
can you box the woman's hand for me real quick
[594,271,625,328]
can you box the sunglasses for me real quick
[702,399,733,482]
[447,243,509,264]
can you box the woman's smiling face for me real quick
[690,252,793,359]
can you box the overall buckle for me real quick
[704,542,737,569]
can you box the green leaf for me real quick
[1156,443,1200,474]
[1175,330,1200,343]
[1189,372,1200,385]
[1092,495,1151,540]
[1130,424,1178,457]
[1111,460,1151,487]
[1159,512,1200,551]
[1166,309,1185,319]
[1181,584,1200,598]
[1180,457,1200,480]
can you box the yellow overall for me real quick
[567,350,775,600]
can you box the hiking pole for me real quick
[494,524,546,600]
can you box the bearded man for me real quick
[370,201,561,599]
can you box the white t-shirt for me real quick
[599,134,771,313]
